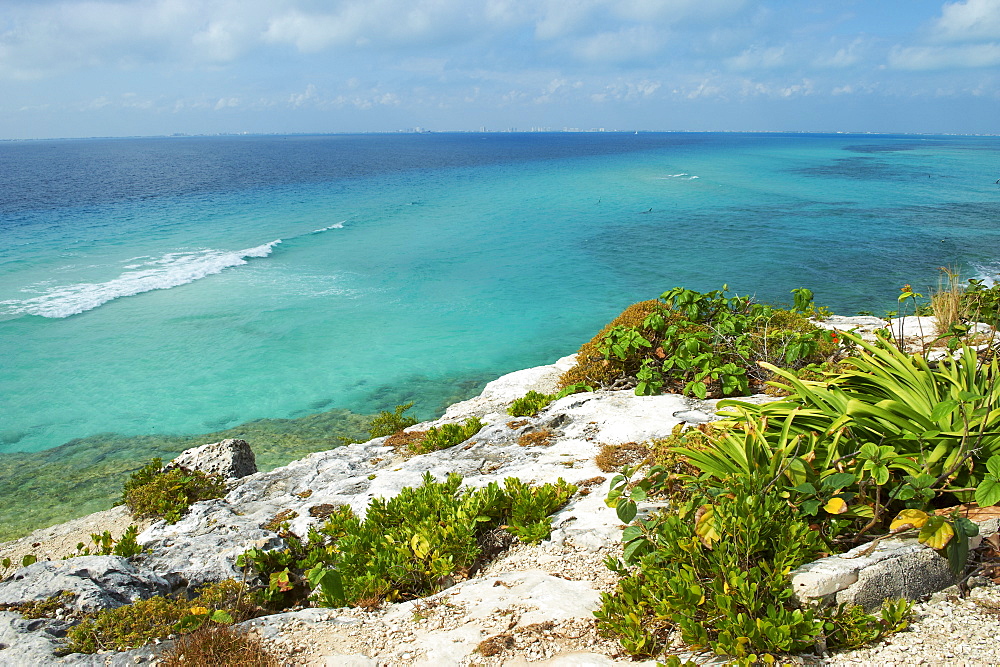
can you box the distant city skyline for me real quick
[2,0,999,140]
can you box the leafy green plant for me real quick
[596,474,911,662]
[410,417,485,454]
[62,580,255,654]
[122,461,228,524]
[69,524,145,558]
[680,329,1000,571]
[508,391,557,417]
[562,286,835,400]
[237,473,575,610]
[367,403,419,439]
[508,384,594,417]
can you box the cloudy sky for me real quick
[2,0,999,139]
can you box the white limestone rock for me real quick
[165,438,257,479]
[0,556,169,613]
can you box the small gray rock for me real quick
[0,611,74,667]
[0,556,169,613]
[165,438,256,479]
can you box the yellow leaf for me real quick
[187,606,210,616]
[890,509,929,532]
[694,505,720,550]
[824,497,849,515]
[918,517,954,550]
[410,533,432,560]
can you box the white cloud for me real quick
[813,38,868,68]
[289,84,317,108]
[214,97,241,110]
[931,0,1000,43]
[726,45,787,71]
[572,26,665,64]
[889,42,1000,69]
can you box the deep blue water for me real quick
[2,132,999,455]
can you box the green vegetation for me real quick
[237,472,575,610]
[69,524,145,558]
[121,459,227,524]
[62,579,256,654]
[559,286,835,399]
[507,384,593,417]
[596,474,910,662]
[592,281,1000,662]
[410,417,485,454]
[366,402,419,438]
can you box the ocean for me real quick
[2,132,999,537]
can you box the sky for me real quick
[1,0,999,139]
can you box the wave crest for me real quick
[1,240,281,318]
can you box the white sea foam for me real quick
[0,240,282,318]
[971,263,999,286]
[311,221,346,233]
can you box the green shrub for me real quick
[237,473,576,609]
[411,417,485,454]
[366,403,419,439]
[508,384,594,417]
[69,524,145,558]
[62,580,255,654]
[559,286,835,399]
[122,459,227,524]
[596,474,910,662]
[508,391,556,417]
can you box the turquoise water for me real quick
[2,132,1000,457]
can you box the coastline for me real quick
[2,332,1000,665]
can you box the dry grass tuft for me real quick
[477,632,515,656]
[261,509,298,532]
[595,442,649,472]
[160,626,279,667]
[518,428,555,447]
[558,300,664,389]
[384,430,428,454]
[931,266,965,336]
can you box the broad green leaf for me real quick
[859,442,879,460]
[952,516,980,539]
[410,533,431,560]
[975,477,1000,508]
[930,400,959,422]
[617,500,637,523]
[821,473,856,491]
[945,530,969,577]
[871,464,890,485]
[210,610,234,624]
[622,525,643,542]
[918,516,954,550]
[890,509,929,532]
[987,455,1000,478]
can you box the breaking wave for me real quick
[1,240,282,318]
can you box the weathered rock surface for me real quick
[0,556,169,613]
[164,437,257,479]
[0,611,80,667]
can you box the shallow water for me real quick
[2,132,999,536]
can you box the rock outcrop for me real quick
[163,438,257,479]
[0,556,169,613]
